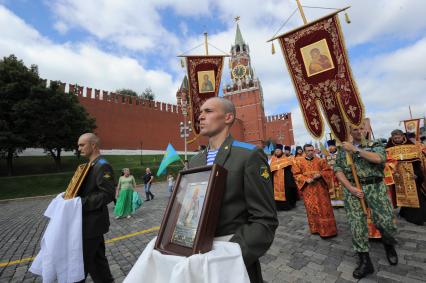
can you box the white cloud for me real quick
[47,0,179,51]
[0,5,180,103]
[53,21,69,35]
[2,0,426,144]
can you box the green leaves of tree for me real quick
[0,55,96,174]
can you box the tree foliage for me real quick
[116,87,155,100]
[141,87,155,100]
[15,82,96,170]
[0,55,42,175]
[0,55,97,174]
[116,88,138,97]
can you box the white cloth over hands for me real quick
[124,237,250,283]
[30,193,84,283]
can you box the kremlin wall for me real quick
[53,24,294,152]
[53,81,293,152]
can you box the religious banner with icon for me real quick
[404,118,420,141]
[274,12,364,142]
[183,56,225,135]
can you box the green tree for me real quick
[116,88,138,97]
[141,87,155,100]
[15,82,96,170]
[0,55,42,175]
[116,87,155,101]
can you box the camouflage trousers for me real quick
[343,181,397,252]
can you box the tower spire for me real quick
[234,23,245,46]
[180,75,188,91]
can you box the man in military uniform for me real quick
[189,97,278,283]
[334,125,398,279]
[77,133,115,283]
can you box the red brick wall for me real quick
[75,89,244,151]
[225,89,266,147]
[265,113,295,146]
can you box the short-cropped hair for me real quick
[303,144,314,151]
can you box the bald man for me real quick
[77,133,115,283]
[189,97,278,283]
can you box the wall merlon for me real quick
[265,112,292,123]
[49,80,209,122]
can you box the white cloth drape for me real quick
[30,193,84,283]
[124,237,250,283]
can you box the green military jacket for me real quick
[189,135,278,267]
[334,140,387,181]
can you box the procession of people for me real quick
[83,105,426,282]
[17,1,426,282]
[48,100,424,283]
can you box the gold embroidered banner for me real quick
[184,56,225,135]
[386,144,422,207]
[394,162,420,208]
[386,144,422,161]
[275,13,364,141]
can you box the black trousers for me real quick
[76,235,113,283]
[246,260,263,283]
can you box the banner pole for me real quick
[204,32,209,55]
[295,0,308,24]
[346,152,368,215]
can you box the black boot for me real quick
[353,252,374,279]
[383,244,398,265]
[145,192,150,201]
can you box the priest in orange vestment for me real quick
[292,144,337,238]
[270,144,298,210]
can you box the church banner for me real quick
[275,13,364,142]
[404,118,421,141]
[184,56,225,135]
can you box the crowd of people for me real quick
[70,97,425,282]
[267,125,426,279]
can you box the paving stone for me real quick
[376,270,413,282]
[335,277,356,283]
[406,269,426,281]
[287,258,308,270]
[337,261,356,274]
[1,182,425,282]
[322,274,338,283]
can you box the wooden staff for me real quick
[345,148,368,215]
[204,32,209,55]
[295,0,308,24]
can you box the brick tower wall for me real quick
[265,113,295,146]
[224,89,266,147]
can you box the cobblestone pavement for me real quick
[0,182,425,283]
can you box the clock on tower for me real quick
[232,64,247,79]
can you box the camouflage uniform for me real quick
[334,141,397,252]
